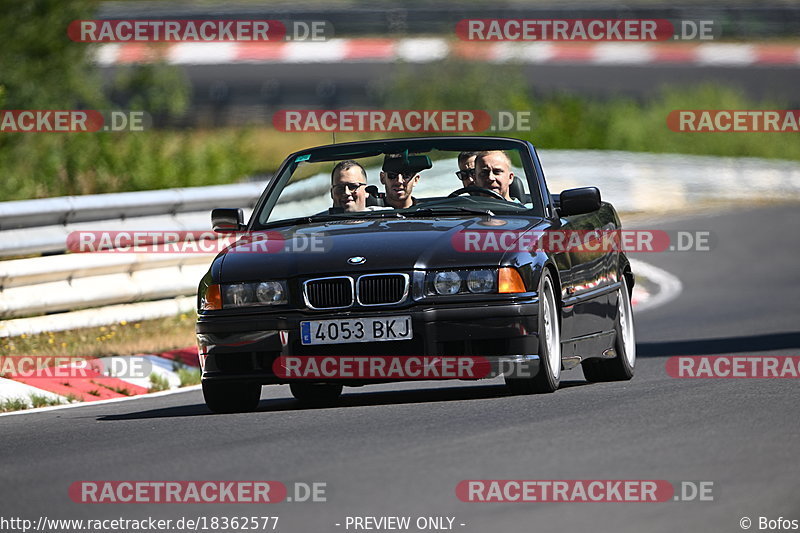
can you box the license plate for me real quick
[300,316,413,345]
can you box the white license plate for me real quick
[300,316,413,345]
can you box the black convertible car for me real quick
[196,137,635,412]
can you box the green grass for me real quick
[29,393,65,408]
[0,393,70,412]
[0,397,31,412]
[177,367,202,387]
[148,372,171,393]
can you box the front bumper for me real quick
[196,299,540,385]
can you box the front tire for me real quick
[290,382,343,406]
[506,270,561,394]
[582,274,636,382]
[202,381,261,413]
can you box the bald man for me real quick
[474,150,515,201]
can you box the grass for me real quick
[177,367,202,387]
[0,129,338,201]
[0,393,73,413]
[0,397,31,412]
[0,313,196,360]
[29,393,65,408]
[148,372,171,393]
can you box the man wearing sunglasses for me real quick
[456,151,478,188]
[380,156,421,209]
[330,159,369,212]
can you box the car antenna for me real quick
[332,131,336,144]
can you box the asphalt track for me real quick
[2,203,799,533]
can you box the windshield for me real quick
[253,140,544,229]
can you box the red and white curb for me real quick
[94,39,800,67]
[0,261,679,415]
[0,347,199,411]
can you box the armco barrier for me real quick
[0,181,266,336]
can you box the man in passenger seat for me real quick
[380,154,421,209]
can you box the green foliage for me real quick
[112,62,191,121]
[177,367,202,387]
[148,372,171,393]
[0,129,259,199]
[382,60,800,160]
[0,0,104,111]
[0,397,30,412]
[29,393,64,408]
[0,0,196,201]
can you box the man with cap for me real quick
[380,154,422,209]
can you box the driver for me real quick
[474,150,515,201]
[380,154,421,209]
[330,160,368,212]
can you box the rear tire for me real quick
[290,382,343,406]
[202,381,261,413]
[506,270,561,394]
[582,275,636,382]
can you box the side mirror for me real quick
[559,187,601,217]
[211,208,244,233]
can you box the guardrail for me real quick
[2,150,800,337]
[0,182,266,336]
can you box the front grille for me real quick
[304,277,354,309]
[357,274,409,305]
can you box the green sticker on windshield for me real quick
[295,154,311,162]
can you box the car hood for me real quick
[216,216,549,281]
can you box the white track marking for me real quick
[629,259,683,313]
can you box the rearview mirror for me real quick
[559,187,601,217]
[211,208,244,233]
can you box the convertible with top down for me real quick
[196,137,636,412]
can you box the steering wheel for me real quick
[448,186,506,201]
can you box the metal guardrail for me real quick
[0,183,265,257]
[0,181,266,334]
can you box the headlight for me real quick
[433,271,462,295]
[256,281,286,304]
[467,270,496,293]
[225,283,253,306]
[221,281,288,308]
[426,268,525,296]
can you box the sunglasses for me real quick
[331,182,366,194]
[455,168,475,180]
[383,172,413,181]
